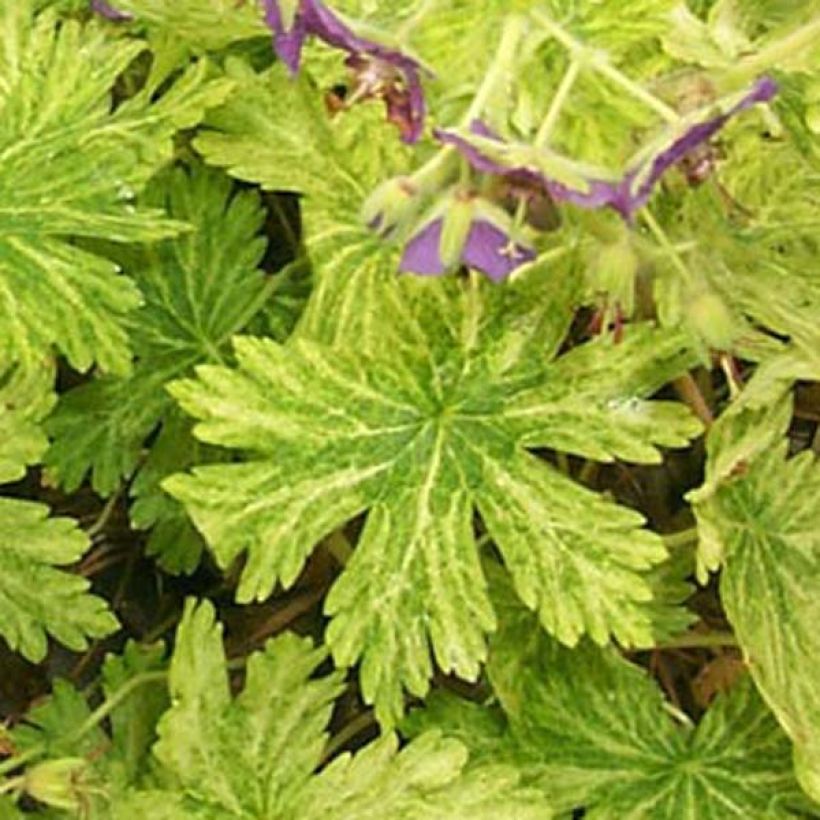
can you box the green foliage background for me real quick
[0,0,818,816]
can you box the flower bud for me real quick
[686,287,737,352]
[361,176,420,236]
[24,758,91,813]
[587,234,639,318]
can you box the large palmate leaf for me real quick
[110,599,542,819]
[0,0,231,376]
[165,260,702,725]
[45,164,272,572]
[0,499,117,662]
[405,567,815,817]
[690,353,820,803]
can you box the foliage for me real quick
[0,0,818,816]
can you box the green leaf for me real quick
[289,732,545,820]
[165,261,701,725]
[44,164,269,495]
[153,599,344,816]
[141,599,541,819]
[0,2,233,375]
[193,60,416,349]
[105,0,267,52]
[129,412,227,574]
[688,351,817,576]
[691,370,820,803]
[0,498,117,662]
[410,569,813,817]
[0,798,23,820]
[11,679,105,760]
[0,359,54,483]
[101,641,169,786]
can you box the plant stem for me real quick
[409,15,526,196]
[535,58,581,147]
[661,527,699,549]
[0,748,42,779]
[322,711,376,762]
[724,17,820,85]
[0,775,24,796]
[673,372,714,428]
[641,208,695,287]
[67,672,168,745]
[591,57,681,124]
[0,671,169,778]
[463,15,527,125]
[396,0,438,40]
[532,10,680,124]
[656,631,739,650]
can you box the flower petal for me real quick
[399,215,535,281]
[399,218,447,276]
[89,0,133,22]
[264,0,428,141]
[622,75,779,217]
[261,0,309,73]
[436,76,777,221]
[461,218,536,281]
[435,121,621,211]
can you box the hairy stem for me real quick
[535,58,582,147]
[532,10,680,124]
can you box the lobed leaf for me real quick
[0,1,233,375]
[0,498,117,662]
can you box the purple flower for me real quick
[399,199,536,282]
[262,0,427,142]
[89,0,134,22]
[616,75,778,218]
[436,76,778,220]
[436,121,619,212]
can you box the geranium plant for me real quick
[0,0,818,816]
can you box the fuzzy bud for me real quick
[686,287,737,352]
[361,176,420,237]
[24,758,91,813]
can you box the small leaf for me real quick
[0,498,117,662]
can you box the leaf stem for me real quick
[535,58,581,147]
[0,671,168,778]
[322,710,376,763]
[724,17,820,84]
[463,15,527,125]
[324,530,354,566]
[85,490,121,539]
[531,10,680,124]
[661,527,699,549]
[641,209,695,287]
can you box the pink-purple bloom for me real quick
[262,0,427,142]
[436,76,778,221]
[399,209,536,282]
[89,0,133,22]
